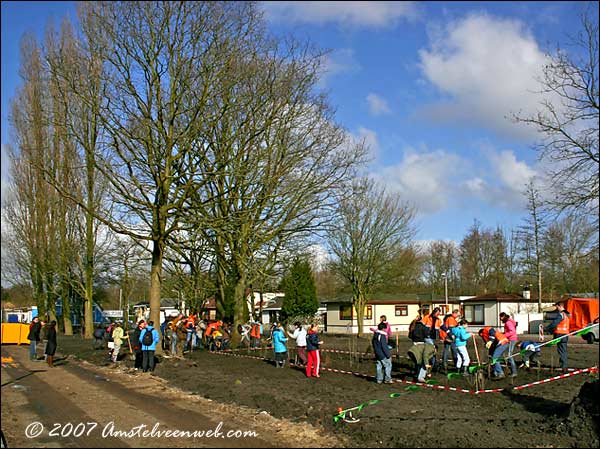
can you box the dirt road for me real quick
[0,345,345,448]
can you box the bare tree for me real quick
[424,240,457,297]
[6,34,59,322]
[327,178,416,335]
[514,6,599,231]
[517,179,548,311]
[187,5,367,338]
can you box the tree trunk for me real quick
[84,209,94,339]
[231,269,249,346]
[149,239,164,354]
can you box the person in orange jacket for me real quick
[422,307,442,371]
[478,326,512,379]
[544,302,571,370]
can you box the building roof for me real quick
[319,293,450,305]
[460,292,552,303]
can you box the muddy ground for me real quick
[50,332,600,448]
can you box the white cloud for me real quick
[373,147,469,214]
[262,1,418,28]
[344,127,380,162]
[488,149,536,189]
[366,93,392,116]
[318,48,361,87]
[371,143,540,215]
[418,13,554,140]
[462,146,538,210]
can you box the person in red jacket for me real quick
[306,323,324,378]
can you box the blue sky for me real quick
[1,1,593,245]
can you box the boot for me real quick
[47,356,54,368]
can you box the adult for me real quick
[544,302,571,370]
[407,316,436,383]
[422,307,442,370]
[499,312,518,377]
[440,309,460,373]
[250,321,262,349]
[132,320,146,370]
[110,321,128,364]
[27,317,42,361]
[372,322,393,384]
[291,322,308,365]
[478,326,510,379]
[92,325,106,350]
[44,320,58,368]
[185,313,197,351]
[139,320,159,373]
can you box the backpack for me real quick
[142,328,154,346]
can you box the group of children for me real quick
[374,311,545,384]
[269,321,324,378]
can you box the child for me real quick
[451,319,472,375]
[306,323,324,377]
[372,322,393,384]
[272,322,288,368]
[517,340,541,369]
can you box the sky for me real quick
[0,1,594,246]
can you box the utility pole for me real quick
[442,273,448,310]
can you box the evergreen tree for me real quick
[280,258,318,322]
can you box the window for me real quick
[339,305,353,320]
[339,304,372,320]
[464,304,484,324]
[395,305,408,316]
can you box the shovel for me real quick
[126,335,135,361]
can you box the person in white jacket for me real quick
[291,322,307,365]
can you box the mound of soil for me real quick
[560,380,600,447]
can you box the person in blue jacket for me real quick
[139,321,160,373]
[271,322,288,368]
[372,322,393,384]
[451,319,472,375]
[517,340,542,369]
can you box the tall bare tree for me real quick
[187,4,367,338]
[7,34,59,322]
[514,5,599,231]
[327,178,416,335]
[517,179,548,311]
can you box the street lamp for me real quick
[442,272,448,308]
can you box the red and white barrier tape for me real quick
[208,350,598,394]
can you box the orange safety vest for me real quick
[186,315,196,329]
[480,327,508,345]
[480,326,492,342]
[422,314,441,329]
[555,312,570,334]
[205,321,221,337]
[250,324,261,339]
[440,315,459,340]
